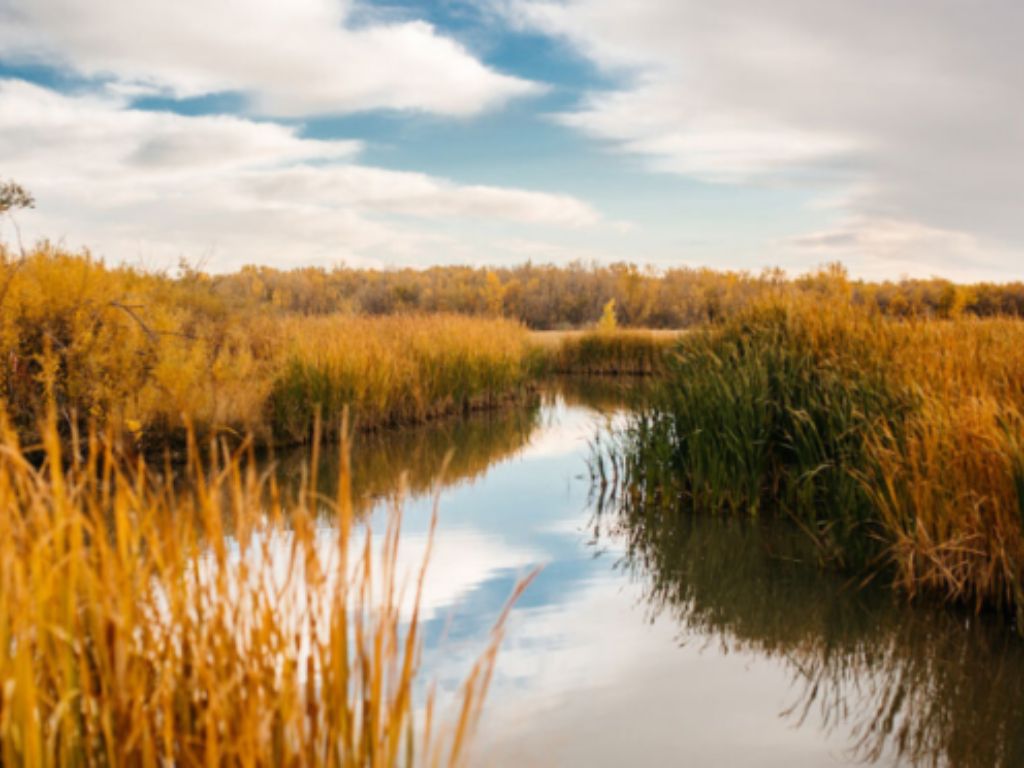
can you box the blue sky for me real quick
[0,0,1021,279]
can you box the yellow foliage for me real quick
[597,298,618,332]
[0,246,532,446]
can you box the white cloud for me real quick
[557,80,857,184]
[0,80,600,270]
[242,167,597,225]
[510,0,1024,274]
[785,217,1020,282]
[0,0,542,116]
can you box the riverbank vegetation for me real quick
[6,242,1024,623]
[0,412,529,765]
[205,259,1024,328]
[533,329,678,375]
[609,273,1024,620]
[9,241,1024,341]
[0,246,534,448]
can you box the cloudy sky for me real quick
[1,0,1020,279]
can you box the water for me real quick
[277,380,1024,767]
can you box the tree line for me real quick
[208,261,1024,328]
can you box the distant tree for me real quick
[0,180,35,264]
[597,298,618,331]
[483,271,505,316]
[0,180,34,214]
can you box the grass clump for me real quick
[0,409,529,765]
[534,329,679,376]
[616,275,1024,615]
[270,314,531,443]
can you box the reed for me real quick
[614,277,1024,615]
[270,315,532,443]
[0,409,532,765]
[533,329,679,376]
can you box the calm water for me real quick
[278,380,1024,767]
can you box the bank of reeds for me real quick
[270,315,531,443]
[534,330,678,376]
[0,408,530,765]
[614,280,1024,618]
[0,247,533,448]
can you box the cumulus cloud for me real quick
[0,0,541,116]
[0,80,599,270]
[510,0,1024,272]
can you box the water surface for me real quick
[281,380,1024,767]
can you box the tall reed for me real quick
[535,330,678,376]
[270,315,531,443]
[0,408,531,765]
[614,281,1024,615]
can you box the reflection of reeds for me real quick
[0,409,530,765]
[615,278,1024,614]
[274,402,543,514]
[594,496,1024,768]
[541,375,659,415]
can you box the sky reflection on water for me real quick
[275,381,1024,767]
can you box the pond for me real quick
[276,379,1024,767]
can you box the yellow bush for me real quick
[0,247,532,446]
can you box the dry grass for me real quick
[532,329,682,375]
[0,408,533,765]
[858,319,1024,610]
[618,278,1024,615]
[271,314,531,443]
[0,247,533,447]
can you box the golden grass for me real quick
[0,408,533,765]
[0,247,533,447]
[271,314,531,442]
[532,329,681,375]
[619,281,1024,615]
[858,318,1024,610]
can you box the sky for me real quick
[0,0,1021,280]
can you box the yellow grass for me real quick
[0,407,533,765]
[0,247,532,447]
[527,329,684,347]
[532,329,682,375]
[272,314,531,442]
[858,317,1024,609]
[622,280,1024,614]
